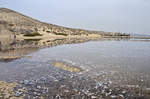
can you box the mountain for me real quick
[0,8,130,36]
[0,8,103,36]
[0,8,130,51]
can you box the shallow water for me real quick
[30,39,150,72]
[0,39,150,87]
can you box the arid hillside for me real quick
[0,8,130,36]
[0,8,130,51]
[0,8,100,36]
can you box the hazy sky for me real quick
[0,0,150,34]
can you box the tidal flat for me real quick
[0,39,150,99]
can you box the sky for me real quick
[0,0,150,34]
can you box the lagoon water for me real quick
[0,39,150,87]
[30,39,150,72]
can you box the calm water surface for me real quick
[30,40,150,72]
[0,39,150,86]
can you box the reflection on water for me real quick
[0,36,14,51]
[0,35,40,61]
[31,39,150,71]
[27,39,150,87]
[0,39,150,87]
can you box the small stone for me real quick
[111,95,117,98]
[108,81,112,84]
[37,86,41,89]
[14,91,23,97]
[119,94,124,98]
[33,92,41,96]
[40,77,47,81]
[91,96,97,99]
[56,94,61,99]
[108,92,111,95]
[23,80,29,85]
[87,93,94,96]
[64,90,69,93]
[122,90,126,94]
[103,85,108,89]
[19,81,24,84]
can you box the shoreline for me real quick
[0,34,102,61]
[0,35,149,62]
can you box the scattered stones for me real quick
[0,60,150,98]
[0,81,25,99]
[1,73,150,99]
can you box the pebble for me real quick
[111,95,117,98]
[122,90,126,94]
[56,94,61,99]
[91,96,97,99]
[40,77,47,81]
[23,80,29,85]
[33,92,41,96]
[37,86,41,89]
[119,94,124,98]
[14,91,23,97]
[64,90,69,93]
